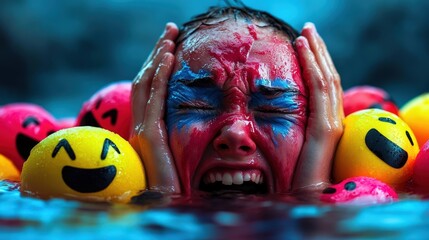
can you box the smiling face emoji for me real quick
[0,103,58,170]
[76,82,131,140]
[333,109,419,186]
[21,126,146,203]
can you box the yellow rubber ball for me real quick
[333,109,419,186]
[0,153,20,182]
[400,93,429,148]
[21,126,146,203]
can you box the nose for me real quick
[213,120,256,157]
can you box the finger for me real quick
[145,52,175,125]
[301,23,344,121]
[144,22,179,66]
[295,36,332,129]
[301,23,333,84]
[132,22,178,103]
[132,40,175,123]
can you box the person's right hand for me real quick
[129,23,181,193]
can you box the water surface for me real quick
[0,180,428,239]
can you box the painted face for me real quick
[21,126,146,203]
[0,103,58,170]
[166,19,307,194]
[76,82,132,139]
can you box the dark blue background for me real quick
[1,0,428,118]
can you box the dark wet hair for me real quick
[177,5,299,44]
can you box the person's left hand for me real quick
[129,23,181,193]
[292,22,344,191]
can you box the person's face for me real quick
[166,18,307,194]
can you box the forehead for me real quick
[174,18,304,92]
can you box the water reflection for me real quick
[1,180,429,239]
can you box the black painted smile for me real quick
[62,165,117,193]
[16,133,39,161]
[365,128,408,169]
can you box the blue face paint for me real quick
[166,62,222,133]
[250,78,304,144]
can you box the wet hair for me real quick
[177,5,299,44]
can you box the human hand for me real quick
[292,22,344,191]
[129,23,181,193]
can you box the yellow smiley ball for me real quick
[0,153,20,182]
[333,109,419,186]
[400,93,429,148]
[21,126,146,203]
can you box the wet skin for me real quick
[166,19,308,194]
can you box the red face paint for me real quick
[168,19,307,194]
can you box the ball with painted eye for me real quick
[343,85,399,117]
[76,81,131,139]
[0,103,58,170]
[333,109,419,186]
[21,126,146,203]
[400,93,429,148]
[0,153,20,182]
[320,176,398,204]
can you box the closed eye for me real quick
[178,103,215,111]
[254,107,292,114]
[22,116,40,128]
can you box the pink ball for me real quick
[320,176,398,204]
[56,117,76,130]
[76,81,131,139]
[412,140,429,188]
[0,103,58,170]
[343,85,399,116]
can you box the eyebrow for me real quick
[255,79,300,95]
[52,139,76,160]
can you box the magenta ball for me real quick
[320,176,398,204]
[0,103,58,170]
[343,85,399,116]
[76,81,131,139]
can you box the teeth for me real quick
[222,173,233,185]
[215,173,222,181]
[210,173,215,183]
[203,171,263,185]
[251,173,256,182]
[233,172,243,185]
[244,173,251,182]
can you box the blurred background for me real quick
[1,0,429,119]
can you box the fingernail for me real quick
[161,23,171,37]
[295,36,309,49]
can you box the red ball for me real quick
[412,140,429,188]
[0,103,58,170]
[320,176,398,204]
[343,85,399,116]
[56,117,76,130]
[76,81,131,139]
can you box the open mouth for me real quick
[62,165,117,193]
[79,111,101,128]
[16,133,39,161]
[198,169,267,194]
